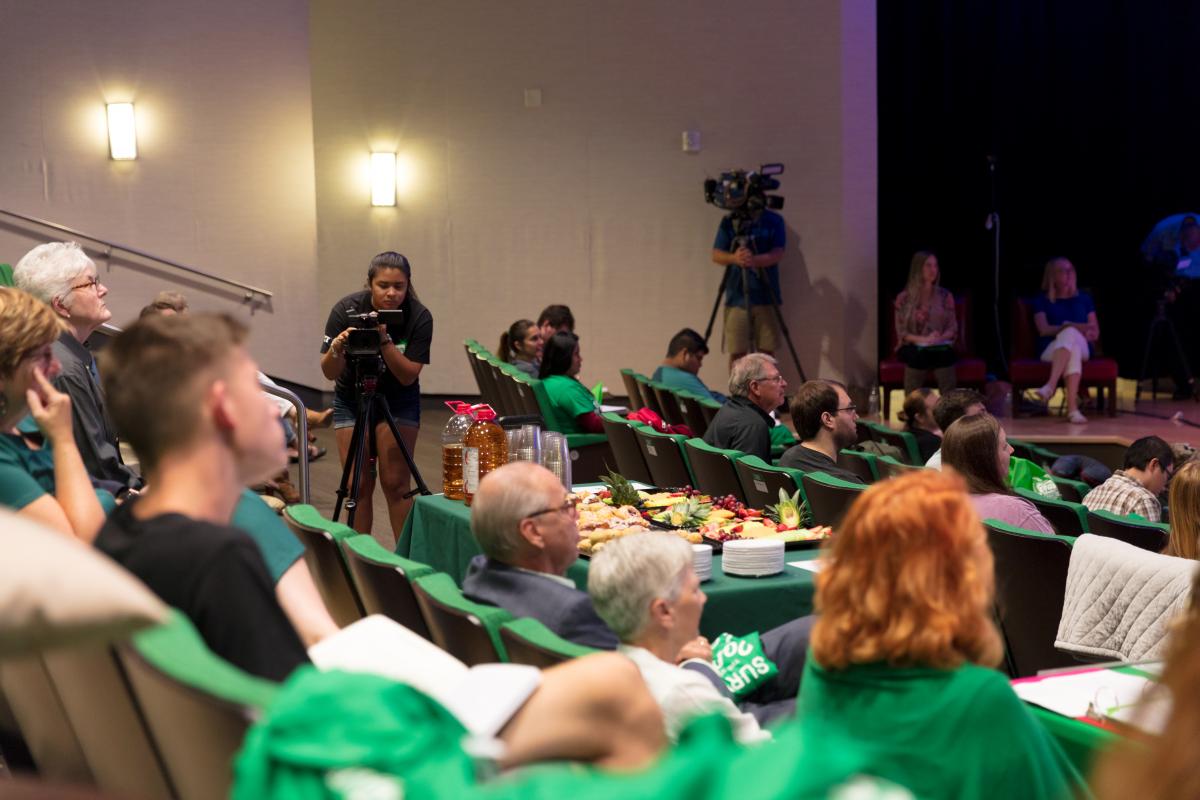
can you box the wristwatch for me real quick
[381,333,395,348]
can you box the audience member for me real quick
[941,414,1054,534]
[1093,570,1200,800]
[924,387,986,468]
[589,532,770,745]
[892,251,958,394]
[897,387,941,463]
[651,328,727,404]
[1029,257,1101,424]
[538,331,603,434]
[1164,461,1200,560]
[800,470,1083,798]
[702,354,786,462]
[0,287,107,542]
[1082,435,1174,523]
[536,304,575,342]
[779,380,862,483]
[498,318,542,378]
[138,289,189,318]
[14,241,142,491]
[321,251,432,537]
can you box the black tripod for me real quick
[1137,289,1196,402]
[333,358,430,528]
[702,213,807,382]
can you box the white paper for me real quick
[788,560,823,573]
[1012,668,1153,720]
[599,404,628,414]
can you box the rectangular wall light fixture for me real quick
[106,102,138,160]
[370,152,397,206]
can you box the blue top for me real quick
[1173,247,1200,280]
[1031,291,1096,355]
[651,365,728,404]
[714,210,786,307]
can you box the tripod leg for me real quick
[1137,316,1161,402]
[740,269,755,354]
[333,395,375,529]
[703,266,731,346]
[757,266,807,382]
[374,395,432,499]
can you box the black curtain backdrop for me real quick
[878,0,1200,379]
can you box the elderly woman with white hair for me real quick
[588,532,770,745]
[14,241,141,491]
[700,353,788,462]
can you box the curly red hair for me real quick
[811,470,1003,671]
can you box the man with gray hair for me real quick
[463,461,618,648]
[589,532,768,744]
[14,241,141,491]
[701,353,787,461]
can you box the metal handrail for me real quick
[0,208,273,303]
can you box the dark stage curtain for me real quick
[878,0,1200,377]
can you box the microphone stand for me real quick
[986,155,1008,375]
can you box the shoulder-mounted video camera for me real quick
[704,163,785,220]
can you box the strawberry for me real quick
[731,524,743,533]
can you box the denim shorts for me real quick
[332,393,420,430]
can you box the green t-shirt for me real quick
[0,431,115,513]
[541,374,598,434]
[231,489,304,583]
[797,659,1084,800]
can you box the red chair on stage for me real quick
[879,293,986,418]
[1008,298,1118,416]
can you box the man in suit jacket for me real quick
[463,462,617,649]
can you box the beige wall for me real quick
[310,0,878,396]
[0,0,322,385]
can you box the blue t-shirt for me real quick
[1174,247,1200,280]
[1031,292,1096,355]
[713,210,786,307]
[651,365,728,404]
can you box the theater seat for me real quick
[340,535,434,640]
[499,618,597,668]
[411,573,511,665]
[282,505,366,627]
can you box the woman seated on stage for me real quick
[538,332,603,434]
[941,413,1054,534]
[1164,461,1200,559]
[498,319,542,378]
[893,251,958,394]
[898,388,941,463]
[1030,257,1100,424]
[798,470,1083,799]
[0,288,107,543]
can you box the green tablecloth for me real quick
[397,492,818,638]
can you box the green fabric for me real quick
[1087,508,1171,533]
[501,617,598,660]
[684,437,743,462]
[343,534,434,578]
[0,264,12,287]
[0,429,116,514]
[1014,488,1090,533]
[768,424,797,449]
[565,432,608,448]
[798,660,1086,800]
[1028,705,1118,778]
[286,504,358,541]
[803,470,868,491]
[540,375,598,434]
[839,449,880,481]
[233,667,475,800]
[412,572,512,660]
[397,494,819,639]
[983,517,1078,546]
[1008,455,1050,491]
[132,609,279,709]
[634,426,696,486]
[1051,476,1091,501]
[232,490,305,583]
[863,421,922,465]
[710,632,777,699]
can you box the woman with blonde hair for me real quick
[893,250,958,394]
[1030,257,1100,424]
[1164,460,1200,560]
[798,470,1082,798]
[0,287,107,541]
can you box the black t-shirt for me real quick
[95,499,310,682]
[778,444,865,485]
[321,290,434,416]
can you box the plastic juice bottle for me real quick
[463,404,508,507]
[441,400,475,500]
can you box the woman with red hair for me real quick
[798,470,1082,799]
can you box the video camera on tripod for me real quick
[704,163,786,220]
[342,309,408,359]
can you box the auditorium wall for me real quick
[309,0,878,395]
[0,0,323,385]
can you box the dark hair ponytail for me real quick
[499,319,535,362]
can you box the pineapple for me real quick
[654,496,712,529]
[600,469,641,507]
[765,488,810,529]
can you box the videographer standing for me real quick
[321,252,433,538]
[711,208,786,368]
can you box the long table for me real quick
[396,492,818,638]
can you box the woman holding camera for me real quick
[321,252,433,538]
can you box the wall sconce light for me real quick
[106,103,138,160]
[370,152,397,207]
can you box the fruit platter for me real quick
[576,472,832,556]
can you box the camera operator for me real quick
[710,207,786,368]
[320,252,432,538]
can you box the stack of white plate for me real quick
[692,543,713,582]
[722,539,785,577]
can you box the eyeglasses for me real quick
[525,496,577,520]
[70,276,101,293]
[756,374,785,384]
[835,405,858,414]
